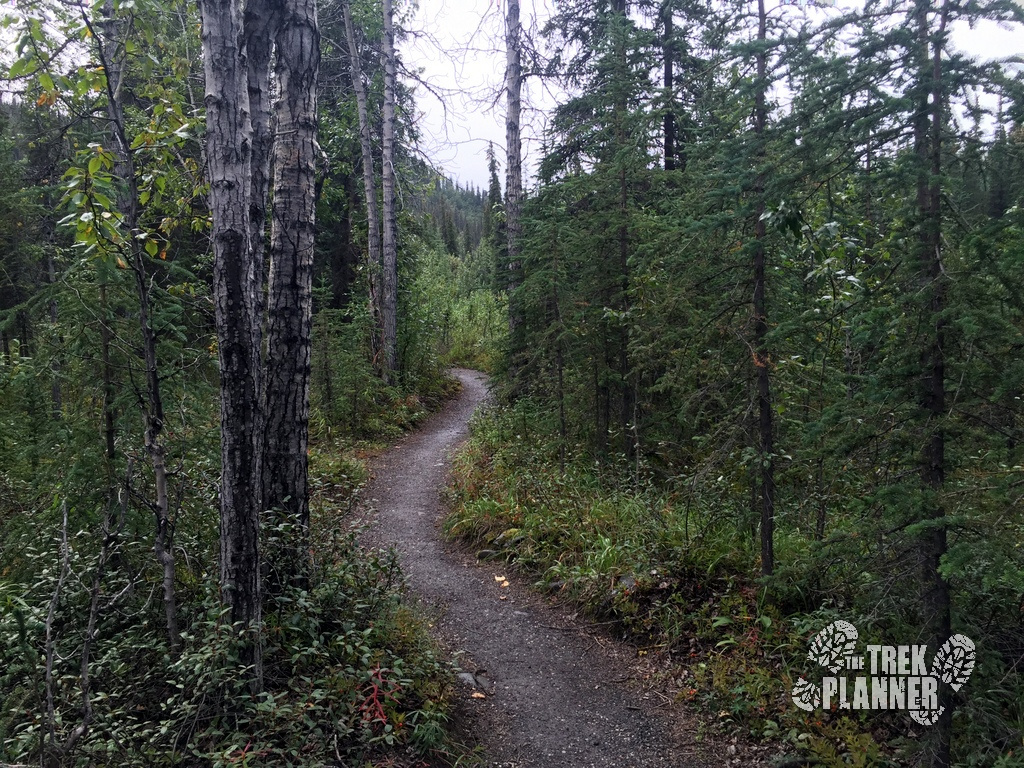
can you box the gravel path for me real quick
[360,369,718,768]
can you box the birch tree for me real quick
[505,0,523,336]
[245,0,280,332]
[381,0,399,379]
[200,0,264,682]
[90,7,182,651]
[341,0,384,368]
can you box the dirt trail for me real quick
[361,369,715,768]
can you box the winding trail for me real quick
[361,369,715,768]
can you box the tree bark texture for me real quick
[505,0,523,333]
[244,0,280,343]
[381,0,399,379]
[200,0,263,681]
[264,0,320,577]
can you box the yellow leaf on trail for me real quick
[471,692,486,699]
[494,575,505,582]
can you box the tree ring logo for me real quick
[790,621,975,726]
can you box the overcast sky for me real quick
[405,0,561,191]
[404,0,1023,192]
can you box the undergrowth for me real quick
[0,512,462,768]
[0,373,469,767]
[443,402,1024,768]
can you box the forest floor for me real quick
[358,369,761,768]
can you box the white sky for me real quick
[403,0,1024,191]
[405,0,555,191]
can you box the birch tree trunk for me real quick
[505,0,523,335]
[264,0,320,582]
[244,0,279,336]
[93,6,180,651]
[381,0,399,379]
[200,0,263,686]
[341,0,384,368]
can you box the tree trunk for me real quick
[381,0,399,380]
[200,0,263,686]
[505,0,523,336]
[264,0,319,585]
[663,1,675,172]
[93,5,181,652]
[98,283,117,472]
[46,251,61,420]
[610,5,634,461]
[341,0,384,366]
[915,1,952,764]
[753,0,775,579]
[329,173,358,310]
[552,241,567,472]
[244,0,279,355]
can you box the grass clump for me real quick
[444,401,1024,767]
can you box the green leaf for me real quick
[8,57,28,78]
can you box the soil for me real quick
[358,369,732,768]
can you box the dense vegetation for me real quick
[444,0,1024,766]
[2,0,1023,765]
[0,0,496,764]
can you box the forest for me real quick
[1,0,1023,766]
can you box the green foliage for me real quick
[0,2,475,763]
[408,243,506,374]
[0,517,456,766]
[479,0,1024,763]
[448,382,1024,762]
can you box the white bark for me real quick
[200,0,263,685]
[341,0,384,366]
[381,0,399,378]
[505,0,523,332]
